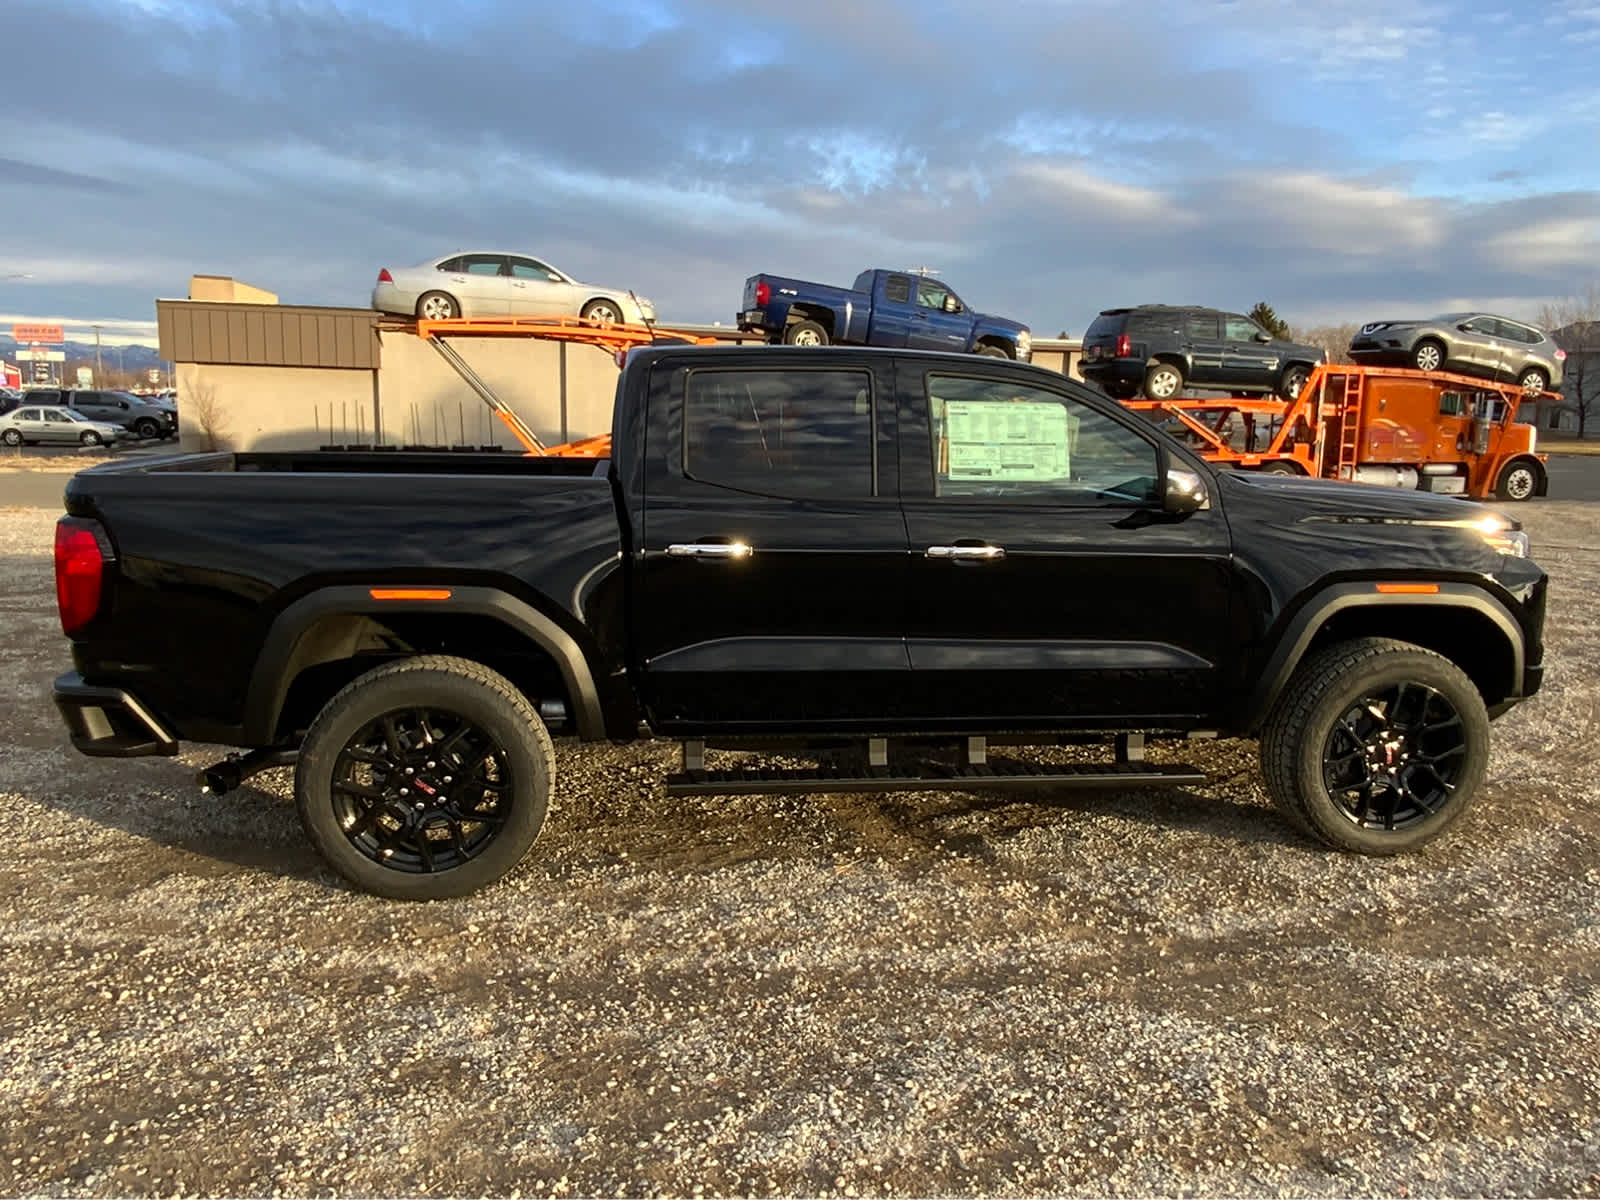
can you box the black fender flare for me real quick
[243,584,606,743]
[1238,581,1526,732]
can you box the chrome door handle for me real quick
[926,544,1005,560]
[666,542,753,559]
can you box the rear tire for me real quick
[783,319,830,347]
[1495,459,1539,502]
[1259,461,1303,476]
[1518,368,1549,397]
[416,291,460,321]
[1,429,20,446]
[1412,339,1445,373]
[295,655,555,900]
[1260,638,1488,855]
[1143,362,1184,400]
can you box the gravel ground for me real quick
[2,500,1598,1198]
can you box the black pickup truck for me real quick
[52,346,1547,899]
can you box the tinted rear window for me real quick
[1084,312,1128,339]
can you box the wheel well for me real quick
[1300,604,1516,707]
[975,336,1015,358]
[273,612,574,741]
[581,296,623,315]
[786,304,834,330]
[1148,355,1185,374]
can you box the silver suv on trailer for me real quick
[1349,313,1564,396]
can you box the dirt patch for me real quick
[1,504,1598,1197]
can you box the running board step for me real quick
[665,760,1207,797]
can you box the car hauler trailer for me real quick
[1121,363,1549,501]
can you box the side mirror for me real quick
[944,296,961,314]
[1163,466,1209,514]
[1458,323,1472,332]
[1254,332,1271,343]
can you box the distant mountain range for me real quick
[1,336,166,369]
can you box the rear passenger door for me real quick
[634,358,910,731]
[1182,312,1225,385]
[450,254,513,316]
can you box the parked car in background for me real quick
[372,252,656,324]
[24,388,176,440]
[736,269,1031,359]
[1,405,124,446]
[1081,305,1327,401]
[1349,313,1564,396]
[0,388,22,416]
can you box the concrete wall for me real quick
[177,334,1082,453]
[177,362,373,452]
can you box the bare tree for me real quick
[1536,285,1600,438]
[1292,322,1359,365]
[182,379,232,451]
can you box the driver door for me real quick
[896,362,1235,723]
[906,279,973,352]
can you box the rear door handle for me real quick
[926,544,1005,561]
[666,542,753,559]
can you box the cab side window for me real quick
[683,368,875,500]
[927,374,1159,505]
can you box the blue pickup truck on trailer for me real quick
[737,268,1032,360]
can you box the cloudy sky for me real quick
[2,0,1598,345]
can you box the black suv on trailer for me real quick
[1082,305,1327,402]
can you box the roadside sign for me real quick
[76,367,93,387]
[147,368,160,383]
[11,323,64,344]
[18,348,65,361]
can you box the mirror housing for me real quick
[1254,332,1271,343]
[1163,466,1209,514]
[1458,323,1473,332]
[944,295,961,314]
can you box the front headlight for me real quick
[1474,514,1529,557]
[637,298,656,320]
[1016,331,1032,360]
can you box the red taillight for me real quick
[1114,334,1132,357]
[377,268,393,283]
[55,518,107,636]
[754,279,770,307]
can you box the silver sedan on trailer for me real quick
[372,251,656,325]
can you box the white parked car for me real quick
[1,405,125,447]
[372,252,656,324]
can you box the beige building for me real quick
[157,293,1082,454]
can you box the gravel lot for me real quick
[2,495,1598,1198]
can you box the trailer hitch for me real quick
[197,746,299,796]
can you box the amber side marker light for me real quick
[1374,583,1440,595]
[369,588,453,601]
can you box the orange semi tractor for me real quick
[1121,363,1549,502]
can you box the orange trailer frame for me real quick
[408,315,717,457]
[1119,363,1549,499]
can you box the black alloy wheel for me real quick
[1320,681,1468,833]
[331,706,514,875]
[296,655,554,899]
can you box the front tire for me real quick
[1412,339,1445,373]
[1278,364,1310,400]
[134,418,162,439]
[79,430,103,447]
[975,343,1010,359]
[783,319,830,347]
[416,291,460,321]
[581,299,622,325]
[295,655,555,900]
[1260,638,1488,855]
[1495,458,1539,502]
[1144,362,1184,400]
